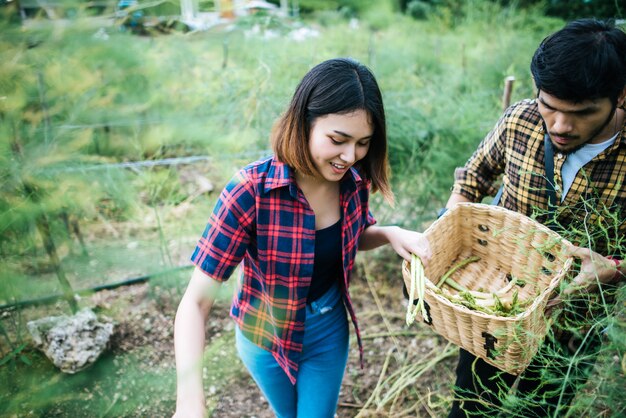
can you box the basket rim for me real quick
[436,202,562,238]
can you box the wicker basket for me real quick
[402,203,573,375]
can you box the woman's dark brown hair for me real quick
[271,58,393,204]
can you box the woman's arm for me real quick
[358,225,432,263]
[173,267,223,418]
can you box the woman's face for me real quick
[307,109,373,183]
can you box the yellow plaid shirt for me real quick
[453,99,626,256]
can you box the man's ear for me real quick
[619,87,626,108]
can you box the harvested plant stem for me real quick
[436,256,481,287]
[360,259,401,352]
[406,254,428,325]
[355,343,458,417]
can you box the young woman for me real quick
[173,58,431,418]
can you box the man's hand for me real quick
[562,244,617,295]
[545,244,618,316]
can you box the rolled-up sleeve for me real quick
[191,171,256,281]
[452,114,508,202]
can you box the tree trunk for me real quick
[36,214,79,314]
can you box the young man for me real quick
[445,19,626,417]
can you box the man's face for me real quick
[537,90,617,154]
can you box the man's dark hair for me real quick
[531,19,626,104]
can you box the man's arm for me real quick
[445,192,472,209]
[449,104,515,206]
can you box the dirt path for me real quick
[1,261,457,417]
[88,266,457,417]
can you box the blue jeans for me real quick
[235,283,349,418]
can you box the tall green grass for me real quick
[0,0,560,337]
[2,2,623,416]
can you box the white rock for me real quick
[28,308,114,374]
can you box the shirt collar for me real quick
[262,157,291,194]
[262,156,364,196]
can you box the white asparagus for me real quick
[406,254,428,325]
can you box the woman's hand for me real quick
[386,226,432,265]
[358,225,432,264]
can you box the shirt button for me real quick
[557,153,564,159]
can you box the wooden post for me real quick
[12,126,78,314]
[37,72,51,145]
[502,76,515,111]
[180,0,198,21]
[36,213,79,314]
[222,37,229,69]
[218,0,235,19]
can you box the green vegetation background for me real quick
[1,0,624,416]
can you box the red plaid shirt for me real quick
[191,156,376,384]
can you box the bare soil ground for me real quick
[4,249,624,417]
[0,254,457,418]
[86,257,458,418]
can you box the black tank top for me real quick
[307,219,342,302]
